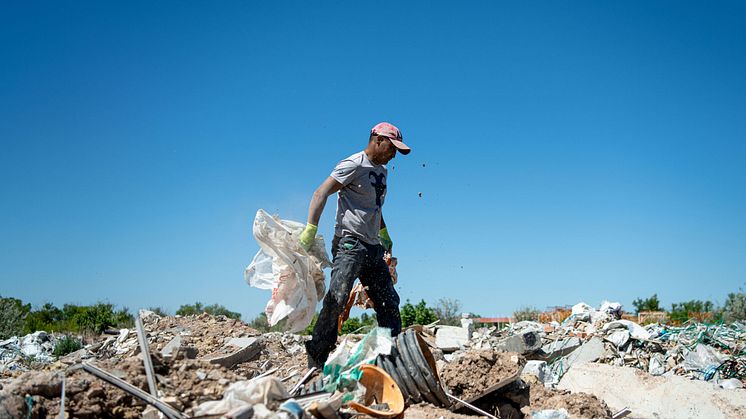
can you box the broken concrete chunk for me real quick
[540,337,581,360]
[226,337,258,349]
[206,336,263,369]
[494,331,541,354]
[435,326,469,352]
[521,360,549,383]
[563,337,604,368]
[161,336,182,358]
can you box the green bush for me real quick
[722,290,746,322]
[0,296,31,339]
[53,336,82,357]
[513,306,540,322]
[400,300,438,327]
[632,294,662,314]
[670,300,715,324]
[147,307,169,317]
[176,302,241,320]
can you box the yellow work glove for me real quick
[299,223,318,251]
[379,227,392,251]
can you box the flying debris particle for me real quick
[422,163,426,167]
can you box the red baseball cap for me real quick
[371,122,411,155]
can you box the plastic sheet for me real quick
[245,209,331,332]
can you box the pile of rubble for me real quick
[0,310,622,418]
[429,301,746,417]
[1,331,58,374]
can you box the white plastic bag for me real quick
[244,209,331,332]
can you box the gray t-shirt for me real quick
[330,151,387,245]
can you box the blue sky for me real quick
[2,1,745,321]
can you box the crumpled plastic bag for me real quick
[683,344,727,375]
[193,376,289,416]
[244,209,331,332]
[323,327,393,396]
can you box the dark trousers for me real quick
[306,235,402,364]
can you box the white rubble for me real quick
[558,363,746,419]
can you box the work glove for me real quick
[379,227,393,252]
[298,223,318,251]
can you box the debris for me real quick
[348,364,405,418]
[493,331,542,355]
[207,336,263,369]
[377,329,450,407]
[192,376,289,416]
[435,325,470,352]
[80,362,185,419]
[135,313,158,397]
[562,337,605,369]
[559,362,746,418]
[440,350,525,402]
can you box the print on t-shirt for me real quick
[368,171,386,208]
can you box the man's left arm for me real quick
[379,214,392,251]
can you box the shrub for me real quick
[176,302,241,320]
[53,336,82,357]
[433,298,463,326]
[400,300,438,327]
[722,290,746,322]
[0,296,31,339]
[632,294,662,314]
[513,306,540,322]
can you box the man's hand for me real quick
[299,223,318,251]
[379,227,392,251]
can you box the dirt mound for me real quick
[523,375,612,418]
[0,354,246,418]
[440,350,526,401]
[403,402,478,418]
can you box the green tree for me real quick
[670,300,715,324]
[340,317,363,334]
[400,299,437,327]
[433,298,462,326]
[0,296,31,339]
[513,306,540,322]
[147,307,169,317]
[24,302,64,333]
[176,302,241,320]
[722,289,746,322]
[632,294,662,314]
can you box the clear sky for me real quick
[2,1,745,321]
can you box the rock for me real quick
[161,336,182,359]
[719,378,744,390]
[541,337,581,360]
[522,360,549,383]
[435,326,469,352]
[494,331,541,354]
[207,337,263,369]
[563,337,604,368]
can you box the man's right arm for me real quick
[299,177,344,250]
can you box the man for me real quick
[298,122,411,368]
